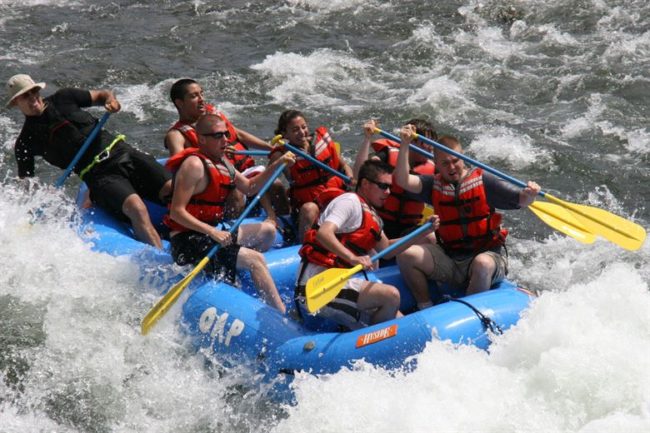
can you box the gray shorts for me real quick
[422,244,508,288]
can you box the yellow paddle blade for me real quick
[420,204,435,224]
[305,264,363,313]
[334,141,341,156]
[140,256,210,335]
[529,202,596,244]
[545,194,647,251]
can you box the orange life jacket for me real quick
[163,148,236,232]
[371,138,436,225]
[432,167,507,253]
[272,126,346,209]
[168,104,254,171]
[299,194,383,268]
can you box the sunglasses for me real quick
[201,130,231,140]
[366,178,391,191]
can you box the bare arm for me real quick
[394,124,423,193]
[234,151,295,196]
[235,127,273,151]
[89,89,121,113]
[352,119,378,178]
[316,221,373,269]
[339,158,354,180]
[164,129,188,156]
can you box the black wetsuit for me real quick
[14,88,170,218]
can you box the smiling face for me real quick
[283,115,311,148]
[14,87,45,116]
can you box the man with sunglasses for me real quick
[394,125,540,309]
[163,114,295,313]
[294,160,435,329]
[6,74,172,248]
[353,118,437,239]
[165,78,289,223]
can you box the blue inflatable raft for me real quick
[75,190,535,385]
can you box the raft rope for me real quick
[443,295,503,335]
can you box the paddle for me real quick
[305,221,434,313]
[140,162,288,335]
[375,129,595,244]
[273,135,352,184]
[55,112,111,188]
[377,128,645,250]
[234,150,270,156]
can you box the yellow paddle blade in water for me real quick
[141,256,210,335]
[544,194,646,251]
[529,202,596,244]
[305,264,363,313]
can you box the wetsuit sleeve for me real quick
[14,130,35,178]
[483,172,521,209]
[403,174,434,204]
[52,88,93,111]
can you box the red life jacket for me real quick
[371,139,436,225]
[272,126,346,209]
[167,104,254,172]
[163,148,236,233]
[432,167,507,253]
[299,194,383,268]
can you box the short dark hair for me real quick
[405,118,437,140]
[170,78,198,104]
[356,160,393,191]
[433,135,462,158]
[275,109,306,135]
[195,113,225,135]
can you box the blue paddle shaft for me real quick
[377,129,543,197]
[281,141,351,183]
[55,112,111,188]
[234,150,270,156]
[370,221,433,262]
[205,163,287,259]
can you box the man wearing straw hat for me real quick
[6,74,171,248]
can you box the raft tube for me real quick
[75,187,535,388]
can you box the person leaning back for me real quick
[7,74,172,248]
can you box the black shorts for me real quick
[170,231,241,284]
[85,143,171,220]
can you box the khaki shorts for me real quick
[422,244,508,288]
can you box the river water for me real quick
[1,0,649,432]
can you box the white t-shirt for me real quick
[298,192,365,284]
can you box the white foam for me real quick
[560,93,606,139]
[468,127,552,170]
[284,0,384,13]
[0,183,265,432]
[624,128,650,155]
[251,49,381,113]
[112,80,174,122]
[277,260,650,433]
